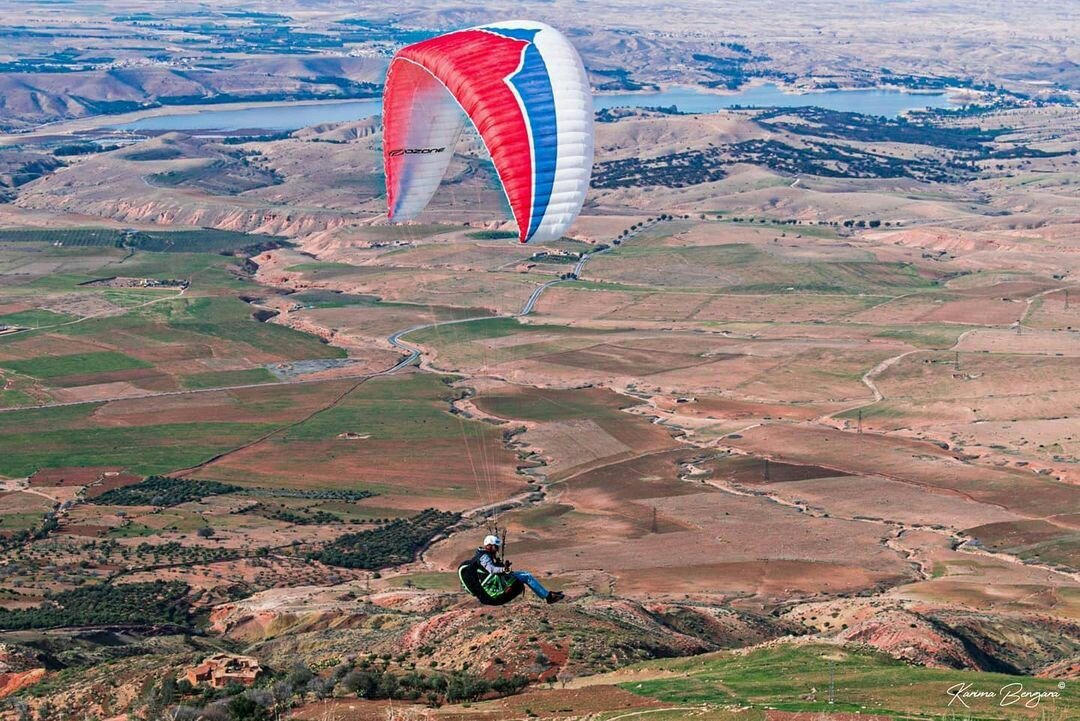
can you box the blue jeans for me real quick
[510,570,549,599]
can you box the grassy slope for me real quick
[620,643,1075,720]
[179,367,277,389]
[281,372,477,442]
[0,418,274,477]
[0,309,77,328]
[0,350,152,379]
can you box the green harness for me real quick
[458,565,514,597]
[457,553,524,606]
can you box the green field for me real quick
[564,279,654,292]
[0,309,76,328]
[475,387,632,424]
[106,522,158,538]
[0,351,152,379]
[0,228,125,247]
[0,419,275,477]
[0,377,385,477]
[400,317,613,371]
[0,389,36,408]
[0,403,96,434]
[179,368,276,389]
[101,288,179,308]
[835,402,907,420]
[0,227,286,254]
[403,317,575,346]
[51,295,344,362]
[385,571,460,590]
[588,243,937,295]
[284,261,367,280]
[465,230,518,240]
[0,512,48,533]
[14,249,250,294]
[281,373,468,442]
[622,643,1075,719]
[289,290,383,309]
[355,224,458,240]
[285,261,357,272]
[874,324,969,349]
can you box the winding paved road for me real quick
[518,218,656,315]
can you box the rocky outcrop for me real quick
[926,612,1080,678]
[836,609,979,670]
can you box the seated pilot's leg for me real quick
[509,570,549,599]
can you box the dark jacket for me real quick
[473,547,507,576]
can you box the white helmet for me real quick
[483,534,501,547]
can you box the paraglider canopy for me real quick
[382,21,594,243]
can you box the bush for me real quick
[343,670,379,699]
[285,665,313,689]
[306,676,334,699]
[226,695,268,721]
[195,704,231,721]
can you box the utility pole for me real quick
[828,659,836,705]
[650,506,658,534]
[857,408,863,434]
[763,458,770,481]
[1065,288,1070,310]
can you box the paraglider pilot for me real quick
[473,534,564,604]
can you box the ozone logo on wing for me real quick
[388,147,446,157]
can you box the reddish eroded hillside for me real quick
[0,644,47,701]
[0,669,45,700]
[835,609,978,670]
[209,587,800,680]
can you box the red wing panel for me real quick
[390,30,534,240]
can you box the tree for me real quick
[226,695,268,721]
[343,670,379,699]
[285,664,312,690]
[306,676,334,700]
[144,677,179,718]
[271,681,292,717]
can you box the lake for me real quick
[117,83,954,132]
[595,84,954,116]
